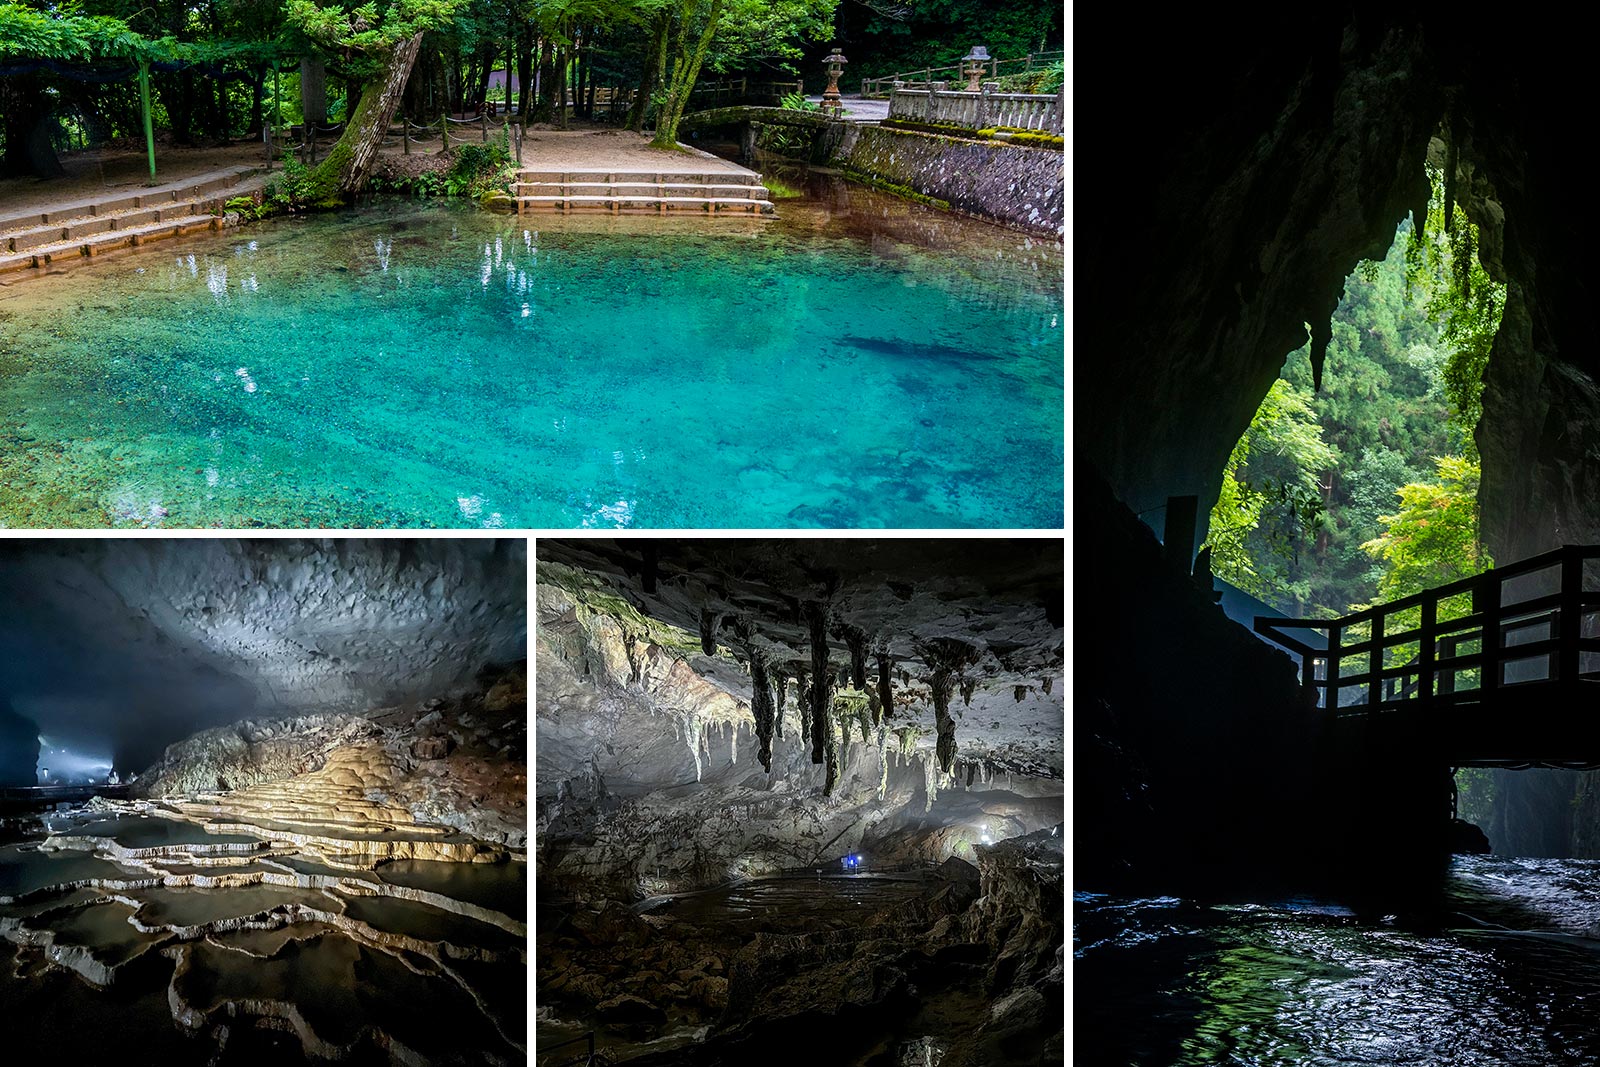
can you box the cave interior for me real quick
[0,538,528,1065]
[536,537,1064,1067]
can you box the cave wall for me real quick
[0,697,39,786]
[1078,12,1600,561]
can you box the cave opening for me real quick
[1204,150,1507,622]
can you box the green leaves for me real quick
[1360,455,1491,601]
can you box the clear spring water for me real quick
[1076,855,1600,1065]
[0,183,1062,529]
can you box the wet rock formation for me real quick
[536,539,1062,1064]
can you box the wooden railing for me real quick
[860,50,1064,98]
[1256,545,1600,714]
[887,83,1063,134]
[689,77,806,106]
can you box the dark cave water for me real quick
[537,872,941,1063]
[1076,855,1600,1064]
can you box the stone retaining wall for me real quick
[833,125,1062,237]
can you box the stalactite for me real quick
[922,752,938,813]
[823,701,841,796]
[686,712,703,782]
[876,653,894,724]
[840,626,868,690]
[795,665,810,744]
[1014,685,1027,702]
[918,638,979,776]
[747,648,775,773]
[931,666,957,773]
[967,762,976,787]
[806,601,831,765]
[773,667,788,741]
[699,608,718,656]
[960,678,976,707]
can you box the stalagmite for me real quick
[1014,685,1027,702]
[806,602,831,765]
[876,653,894,724]
[961,678,976,707]
[1042,675,1053,695]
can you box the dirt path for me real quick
[522,127,752,173]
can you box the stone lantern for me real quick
[822,47,848,116]
[962,45,992,92]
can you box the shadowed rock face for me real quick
[0,697,40,786]
[1078,11,1600,563]
[0,538,526,770]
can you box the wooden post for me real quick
[441,110,449,154]
[138,59,157,185]
[1369,613,1384,707]
[1478,571,1502,694]
[481,112,489,141]
[402,115,411,154]
[1328,625,1342,711]
[1418,597,1437,707]
[1560,547,1583,683]
[506,40,514,117]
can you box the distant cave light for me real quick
[35,736,115,785]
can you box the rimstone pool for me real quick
[0,180,1062,529]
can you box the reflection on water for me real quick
[1077,856,1600,1065]
[0,178,1062,529]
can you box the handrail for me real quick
[860,49,1064,98]
[1256,543,1600,713]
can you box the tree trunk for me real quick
[629,13,668,132]
[303,32,425,205]
[651,0,724,149]
[516,27,534,119]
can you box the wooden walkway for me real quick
[1257,545,1600,767]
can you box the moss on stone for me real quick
[839,168,952,210]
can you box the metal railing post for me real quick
[1369,613,1385,707]
[1328,624,1342,711]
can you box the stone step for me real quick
[0,166,259,235]
[517,195,775,215]
[516,169,763,186]
[0,212,232,275]
[4,196,237,253]
[513,181,768,199]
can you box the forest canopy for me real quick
[0,0,1060,182]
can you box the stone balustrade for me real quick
[887,82,1063,135]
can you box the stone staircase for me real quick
[0,165,263,277]
[513,168,775,216]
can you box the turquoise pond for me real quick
[0,179,1062,528]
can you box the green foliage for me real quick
[445,133,511,197]
[263,157,324,212]
[287,0,465,77]
[832,0,1061,85]
[779,89,819,112]
[1360,455,1491,601]
[0,3,141,59]
[986,58,1062,94]
[223,193,271,220]
[1406,164,1507,456]
[1205,378,1339,601]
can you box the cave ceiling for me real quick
[0,539,527,766]
[1078,12,1600,562]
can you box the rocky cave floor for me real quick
[0,666,529,1065]
[537,829,1063,1066]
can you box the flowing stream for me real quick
[1077,855,1600,1064]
